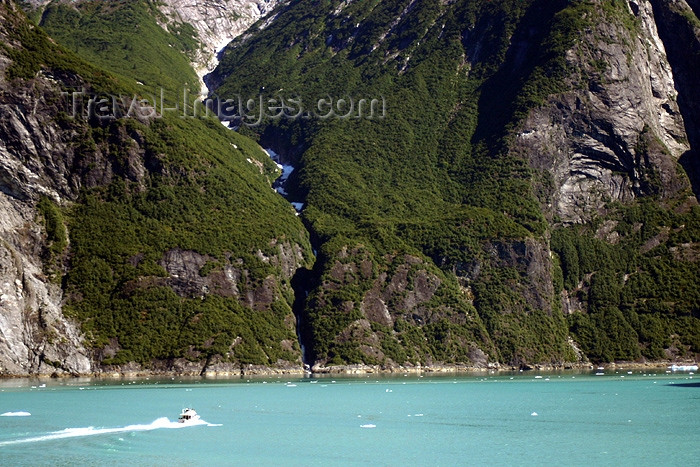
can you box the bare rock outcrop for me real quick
[0,1,91,374]
[516,0,692,223]
[149,241,305,307]
[0,26,160,374]
[155,0,285,76]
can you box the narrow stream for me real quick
[204,42,314,368]
[263,148,304,213]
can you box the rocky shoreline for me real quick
[1,359,695,379]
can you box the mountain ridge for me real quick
[209,0,700,368]
[0,0,312,376]
[0,0,698,376]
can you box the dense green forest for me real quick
[211,0,700,366]
[6,0,699,370]
[3,0,312,368]
[38,0,202,95]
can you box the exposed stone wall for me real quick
[516,0,691,223]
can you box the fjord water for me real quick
[1,372,698,466]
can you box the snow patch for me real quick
[265,148,295,195]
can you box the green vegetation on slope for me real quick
[213,0,579,366]
[63,115,311,364]
[2,0,312,367]
[211,0,699,365]
[36,196,68,280]
[6,0,697,368]
[553,200,700,361]
[38,0,201,95]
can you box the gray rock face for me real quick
[515,0,691,223]
[154,0,285,75]
[0,205,91,375]
[149,242,304,306]
[0,2,91,375]
[0,0,304,375]
[648,0,700,197]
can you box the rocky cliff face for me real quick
[0,0,310,375]
[3,0,698,374]
[648,0,700,197]
[208,0,700,368]
[155,0,284,74]
[0,198,92,376]
[515,0,691,224]
[0,0,91,375]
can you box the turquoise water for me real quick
[1,371,698,466]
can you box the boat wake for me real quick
[0,417,220,446]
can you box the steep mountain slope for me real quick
[209,0,700,368]
[2,0,698,375]
[648,0,700,197]
[37,0,202,94]
[154,0,285,74]
[0,0,311,376]
[24,0,286,87]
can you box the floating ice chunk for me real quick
[669,364,698,371]
[531,412,538,417]
[1,411,31,417]
[360,424,376,428]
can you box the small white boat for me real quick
[178,408,200,423]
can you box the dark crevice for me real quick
[199,354,212,376]
[649,0,700,199]
[679,150,700,199]
[290,266,314,367]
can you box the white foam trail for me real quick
[1,411,31,417]
[0,417,219,446]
